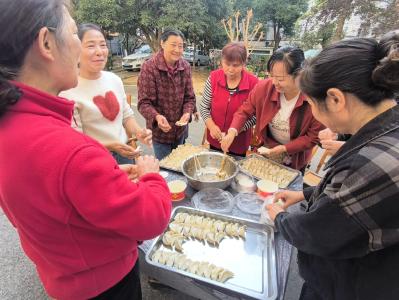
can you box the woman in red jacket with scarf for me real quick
[221,46,324,171]
[199,42,258,156]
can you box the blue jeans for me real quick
[153,134,186,160]
[111,151,134,165]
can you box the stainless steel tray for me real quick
[238,153,300,188]
[145,206,277,300]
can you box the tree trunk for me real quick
[192,43,197,69]
[331,2,353,42]
[273,23,281,51]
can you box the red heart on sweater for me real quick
[93,91,120,121]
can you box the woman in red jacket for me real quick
[221,46,324,171]
[199,42,258,156]
[0,1,171,299]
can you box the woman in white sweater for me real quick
[61,23,152,164]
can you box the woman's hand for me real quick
[220,129,236,153]
[318,128,338,141]
[136,155,160,177]
[179,112,191,124]
[156,115,172,132]
[209,124,223,141]
[266,203,285,222]
[273,190,305,210]
[105,142,139,159]
[119,164,139,181]
[320,140,344,155]
[136,128,152,146]
[267,145,287,156]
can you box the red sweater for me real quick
[207,69,258,154]
[230,79,324,170]
[0,82,172,299]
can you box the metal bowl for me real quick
[181,152,239,190]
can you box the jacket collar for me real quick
[10,81,74,124]
[154,50,185,72]
[216,69,252,92]
[325,105,399,169]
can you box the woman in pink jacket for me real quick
[0,1,171,299]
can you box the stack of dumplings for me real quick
[159,144,207,171]
[151,250,234,283]
[162,212,246,250]
[240,156,297,187]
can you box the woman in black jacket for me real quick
[266,31,399,300]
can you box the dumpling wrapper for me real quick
[175,120,188,126]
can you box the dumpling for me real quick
[197,262,210,276]
[158,251,167,265]
[203,264,216,279]
[172,237,185,252]
[214,232,225,245]
[238,225,246,239]
[169,222,184,234]
[213,220,226,232]
[175,255,188,271]
[205,231,216,246]
[210,266,223,281]
[230,223,240,237]
[165,252,178,267]
[225,223,234,236]
[151,250,162,263]
[174,212,188,223]
[218,269,234,283]
[188,261,200,274]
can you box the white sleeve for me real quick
[199,76,212,121]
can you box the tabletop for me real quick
[139,167,303,300]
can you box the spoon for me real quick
[216,153,228,179]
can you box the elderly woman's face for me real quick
[221,59,243,80]
[161,35,184,64]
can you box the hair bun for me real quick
[372,43,399,93]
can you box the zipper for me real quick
[222,95,231,131]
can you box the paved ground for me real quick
[0,70,304,299]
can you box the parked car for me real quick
[183,48,210,66]
[122,45,152,71]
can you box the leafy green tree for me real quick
[301,0,397,46]
[75,0,118,32]
[254,0,308,50]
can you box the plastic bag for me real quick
[192,188,235,214]
[259,196,275,227]
[235,192,264,215]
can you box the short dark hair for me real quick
[160,29,185,42]
[221,42,247,64]
[299,34,399,107]
[0,0,70,118]
[78,23,105,41]
[267,46,305,77]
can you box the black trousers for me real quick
[90,261,142,300]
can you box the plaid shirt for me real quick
[276,105,399,299]
[137,51,196,144]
